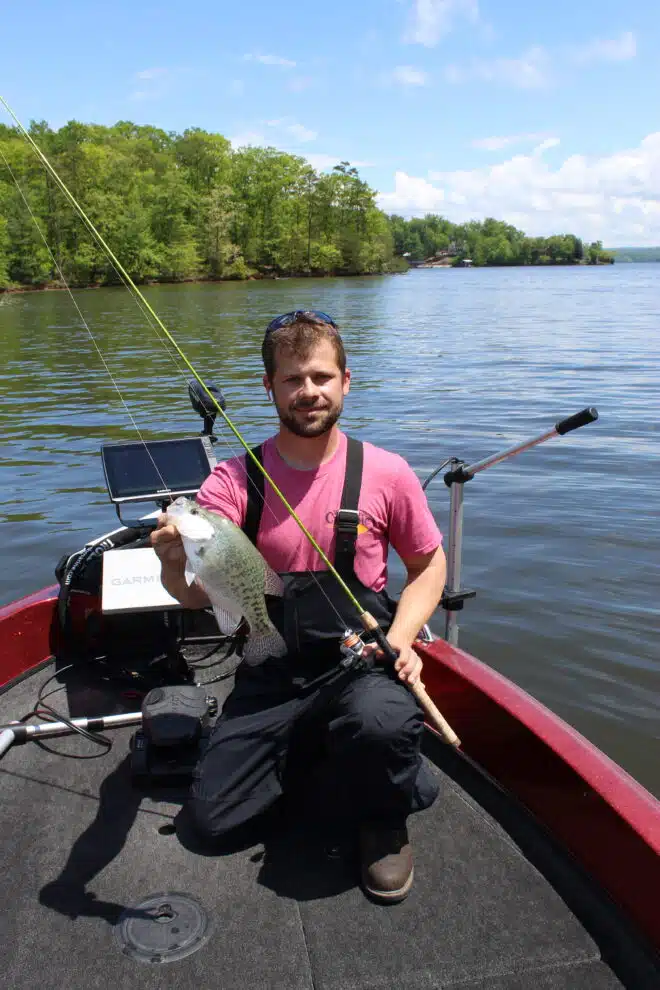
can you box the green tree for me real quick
[1,118,610,288]
[0,209,9,287]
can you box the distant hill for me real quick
[609,247,660,262]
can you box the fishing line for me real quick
[0,145,172,497]
[1,102,464,747]
[1,142,349,635]
[0,94,364,620]
[0,103,351,633]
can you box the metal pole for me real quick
[444,466,465,645]
[463,408,598,479]
[0,712,143,759]
[435,408,598,647]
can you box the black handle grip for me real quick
[555,407,598,436]
[371,626,400,665]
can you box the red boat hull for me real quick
[1,589,659,952]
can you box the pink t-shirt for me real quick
[197,431,442,592]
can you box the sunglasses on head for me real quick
[264,310,337,335]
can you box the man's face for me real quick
[264,338,351,438]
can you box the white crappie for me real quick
[166,496,287,664]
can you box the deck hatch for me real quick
[115,891,211,963]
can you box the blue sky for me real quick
[3,0,660,244]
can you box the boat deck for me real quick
[1,657,658,990]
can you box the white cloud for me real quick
[379,172,447,212]
[286,123,317,142]
[135,67,168,80]
[534,137,561,153]
[392,65,430,86]
[472,132,549,151]
[446,46,551,88]
[229,131,267,149]
[244,53,296,68]
[405,0,480,47]
[568,31,636,65]
[266,119,317,142]
[447,32,636,91]
[230,119,318,150]
[377,133,660,246]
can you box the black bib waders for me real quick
[189,437,439,840]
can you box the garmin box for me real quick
[101,547,182,614]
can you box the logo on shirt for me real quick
[325,509,375,535]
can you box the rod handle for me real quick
[555,407,598,435]
[410,681,461,747]
[359,612,461,747]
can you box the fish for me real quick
[165,496,287,665]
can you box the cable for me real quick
[422,457,454,491]
[188,634,245,684]
[18,662,113,758]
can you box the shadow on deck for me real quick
[1,660,658,990]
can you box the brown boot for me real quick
[359,822,413,904]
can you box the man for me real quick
[152,311,446,903]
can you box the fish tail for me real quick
[243,620,288,665]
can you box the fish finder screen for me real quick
[102,438,213,502]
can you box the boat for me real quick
[1,393,659,990]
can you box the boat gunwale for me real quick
[416,638,660,951]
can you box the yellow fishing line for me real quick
[0,94,363,616]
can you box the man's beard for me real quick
[275,397,344,438]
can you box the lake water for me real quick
[1,266,658,795]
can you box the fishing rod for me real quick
[0,96,460,747]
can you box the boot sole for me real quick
[362,866,414,904]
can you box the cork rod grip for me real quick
[410,680,460,747]
[360,611,461,748]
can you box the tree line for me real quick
[389,214,614,267]
[0,120,613,289]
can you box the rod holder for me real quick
[433,407,599,646]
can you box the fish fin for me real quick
[211,604,243,637]
[243,622,288,665]
[263,564,284,597]
[184,565,196,587]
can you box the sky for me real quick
[3,0,660,245]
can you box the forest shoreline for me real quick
[0,268,403,294]
[0,258,619,295]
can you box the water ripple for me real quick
[0,269,658,793]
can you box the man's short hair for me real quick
[262,315,346,380]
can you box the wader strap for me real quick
[243,445,264,547]
[242,436,364,579]
[334,435,363,580]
